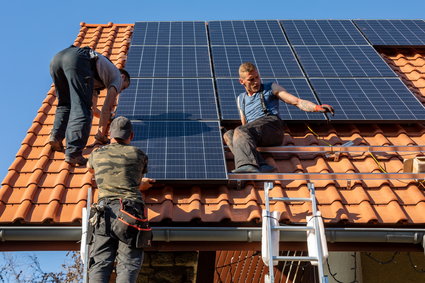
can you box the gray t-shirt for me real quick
[93,53,122,93]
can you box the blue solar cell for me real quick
[294,46,397,77]
[125,45,212,78]
[309,78,425,121]
[131,121,227,180]
[216,78,325,121]
[116,78,219,120]
[281,20,368,45]
[208,20,288,45]
[132,21,208,45]
[211,46,303,78]
[354,20,425,46]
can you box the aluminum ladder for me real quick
[262,182,328,283]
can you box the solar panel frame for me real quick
[211,45,304,78]
[281,20,369,45]
[294,45,397,78]
[309,78,425,121]
[216,78,326,121]
[125,45,213,78]
[132,21,209,46]
[116,78,219,120]
[131,121,228,180]
[208,20,289,45]
[354,20,425,46]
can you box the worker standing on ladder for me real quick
[224,62,335,173]
[49,45,131,166]
[87,116,154,282]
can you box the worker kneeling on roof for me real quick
[49,45,130,166]
[224,62,335,173]
[87,116,155,283]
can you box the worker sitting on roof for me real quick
[87,116,155,283]
[49,45,130,166]
[224,62,334,173]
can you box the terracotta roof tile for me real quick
[1,23,425,227]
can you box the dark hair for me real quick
[119,68,130,84]
[114,137,126,144]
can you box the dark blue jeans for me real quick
[50,46,93,158]
[224,115,284,168]
[89,200,144,283]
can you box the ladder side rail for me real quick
[264,182,275,283]
[308,183,328,283]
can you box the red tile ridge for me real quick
[41,200,61,223]
[358,201,379,224]
[13,199,33,223]
[76,184,93,203]
[80,22,133,28]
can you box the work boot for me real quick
[49,136,64,152]
[232,165,260,173]
[260,164,277,173]
[65,155,88,166]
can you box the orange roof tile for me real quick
[0,23,424,227]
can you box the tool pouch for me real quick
[112,199,152,248]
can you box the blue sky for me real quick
[0,0,424,275]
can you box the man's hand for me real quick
[315,104,335,116]
[94,132,110,145]
[140,178,156,191]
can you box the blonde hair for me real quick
[239,62,257,77]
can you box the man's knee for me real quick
[233,127,250,142]
[223,130,234,146]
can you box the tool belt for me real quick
[89,198,152,248]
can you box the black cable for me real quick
[326,255,359,283]
[365,251,398,264]
[407,252,425,273]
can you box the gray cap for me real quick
[110,116,133,140]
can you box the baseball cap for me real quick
[110,116,133,140]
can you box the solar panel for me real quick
[216,78,326,121]
[125,45,212,78]
[116,78,219,120]
[132,21,208,45]
[208,20,288,45]
[309,78,425,121]
[281,20,368,45]
[354,20,425,46]
[131,121,227,180]
[211,46,303,78]
[294,46,397,77]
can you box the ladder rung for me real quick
[274,256,318,262]
[269,197,312,202]
[273,226,314,232]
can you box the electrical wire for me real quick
[407,252,425,273]
[365,251,398,264]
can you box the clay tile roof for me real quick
[1,23,425,227]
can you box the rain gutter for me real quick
[0,227,424,248]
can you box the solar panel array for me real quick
[354,20,425,46]
[117,21,226,180]
[116,78,219,120]
[131,121,226,179]
[310,78,425,121]
[281,20,368,45]
[116,20,425,180]
[294,45,396,77]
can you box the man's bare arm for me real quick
[97,86,119,138]
[92,94,101,118]
[272,83,334,114]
